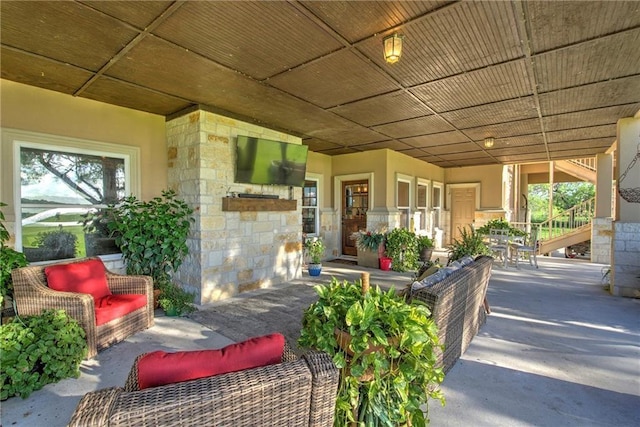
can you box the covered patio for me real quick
[2,255,638,426]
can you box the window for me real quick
[397,179,411,228]
[432,183,443,230]
[9,131,138,263]
[417,181,429,233]
[302,179,319,235]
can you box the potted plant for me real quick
[156,280,196,317]
[417,234,435,263]
[299,275,445,426]
[353,230,386,269]
[0,203,28,318]
[384,227,419,272]
[447,226,491,264]
[304,236,325,276]
[106,190,194,288]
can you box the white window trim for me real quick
[396,173,413,229]
[303,172,322,236]
[4,128,140,251]
[416,178,431,234]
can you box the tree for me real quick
[528,182,595,222]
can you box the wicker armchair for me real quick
[11,257,154,358]
[68,344,339,426]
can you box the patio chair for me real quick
[510,227,539,269]
[11,257,154,358]
[68,341,339,426]
[488,228,510,268]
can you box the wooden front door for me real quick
[450,187,476,242]
[341,180,368,256]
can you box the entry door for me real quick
[342,180,368,256]
[450,187,476,242]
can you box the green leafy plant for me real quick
[157,280,196,316]
[385,227,419,272]
[417,234,434,251]
[31,226,78,258]
[447,226,491,264]
[299,277,444,426]
[304,237,325,264]
[0,203,28,308]
[476,219,526,238]
[354,230,386,252]
[1,309,87,400]
[107,190,194,287]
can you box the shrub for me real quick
[0,203,28,307]
[447,226,491,264]
[1,309,87,400]
[385,228,419,272]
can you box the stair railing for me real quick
[536,197,595,241]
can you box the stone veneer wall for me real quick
[166,110,304,304]
[591,217,613,265]
[611,221,640,297]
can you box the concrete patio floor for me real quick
[2,254,639,426]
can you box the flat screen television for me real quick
[235,135,309,187]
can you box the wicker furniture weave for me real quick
[11,257,154,358]
[406,255,493,373]
[68,344,339,426]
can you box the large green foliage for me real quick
[385,228,419,272]
[299,278,444,426]
[1,309,87,400]
[0,203,28,307]
[528,183,595,222]
[107,190,194,286]
[447,226,490,264]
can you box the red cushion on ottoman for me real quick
[137,333,286,389]
[94,294,147,326]
[45,258,111,300]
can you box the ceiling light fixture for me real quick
[484,137,495,148]
[383,33,404,64]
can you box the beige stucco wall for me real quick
[306,151,333,209]
[386,149,445,206]
[0,79,167,208]
[331,149,388,208]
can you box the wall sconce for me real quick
[484,137,495,148]
[383,33,404,64]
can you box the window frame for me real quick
[396,173,413,229]
[6,128,140,259]
[302,173,321,237]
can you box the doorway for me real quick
[341,180,368,256]
[450,186,476,242]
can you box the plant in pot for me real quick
[447,226,491,264]
[304,236,325,276]
[106,190,195,311]
[0,203,28,317]
[417,234,435,263]
[156,279,196,317]
[384,227,419,272]
[353,230,386,269]
[299,274,445,426]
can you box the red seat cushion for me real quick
[94,294,147,326]
[137,333,286,389]
[45,258,111,301]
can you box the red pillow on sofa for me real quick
[45,258,111,301]
[137,333,286,389]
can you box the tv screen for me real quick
[235,136,309,187]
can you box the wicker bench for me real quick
[405,255,493,373]
[68,345,339,427]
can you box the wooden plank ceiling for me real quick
[2,1,639,167]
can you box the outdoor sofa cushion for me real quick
[45,258,112,300]
[94,294,147,326]
[137,333,286,389]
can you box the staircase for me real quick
[555,159,596,184]
[536,197,595,255]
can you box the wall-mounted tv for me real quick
[235,135,309,187]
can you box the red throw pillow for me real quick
[137,333,286,389]
[45,258,111,301]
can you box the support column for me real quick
[592,153,614,264]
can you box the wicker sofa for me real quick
[405,255,493,373]
[11,257,154,358]
[68,345,339,427]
